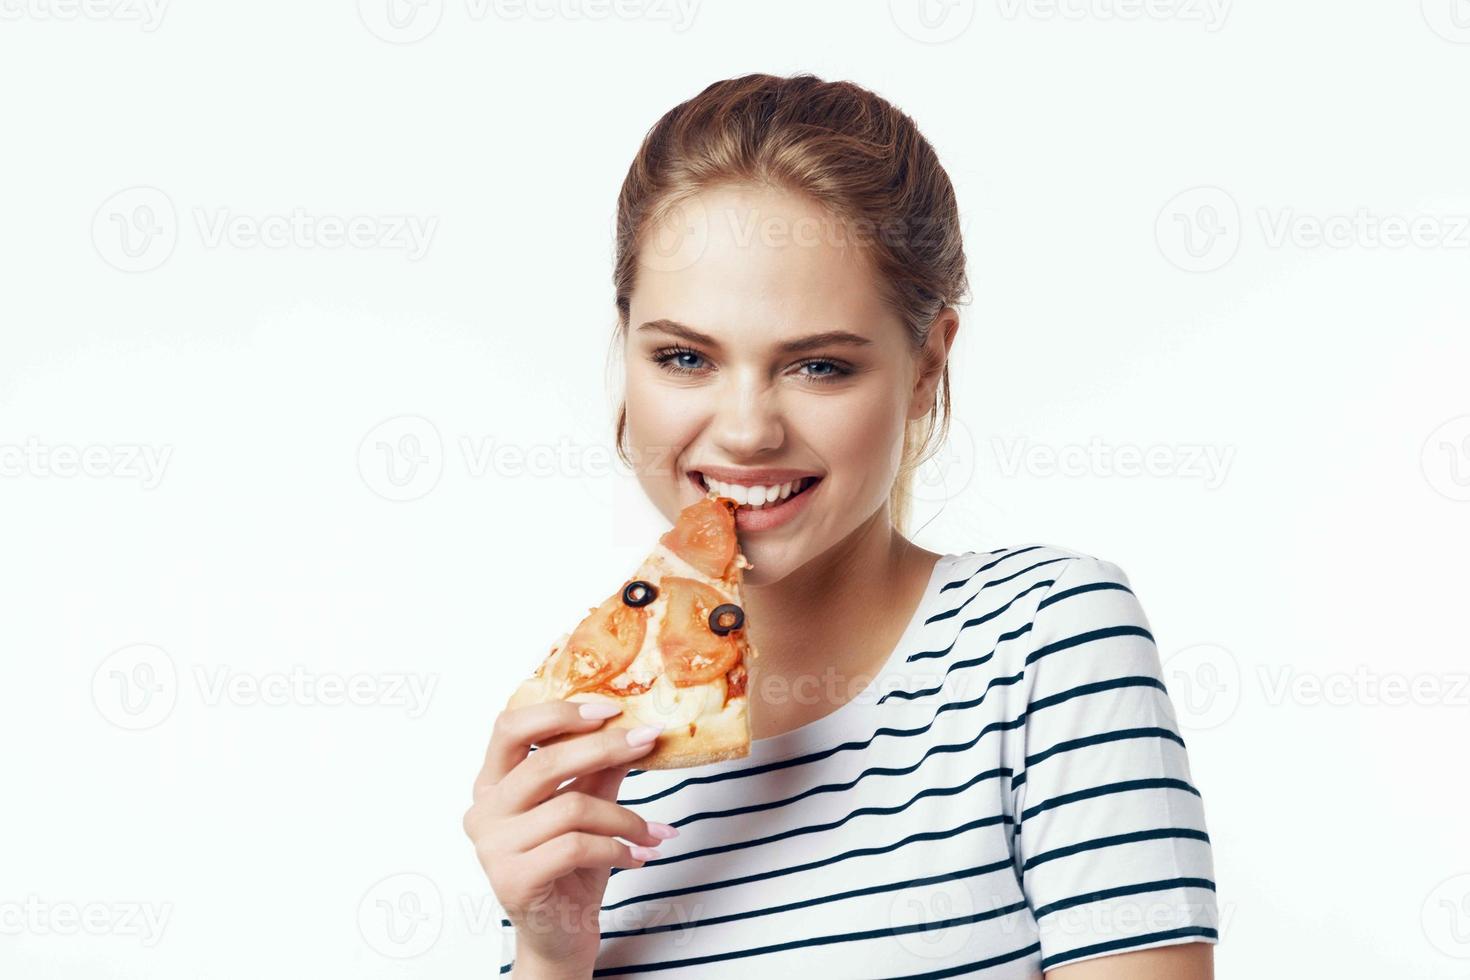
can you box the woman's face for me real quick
[624,182,941,586]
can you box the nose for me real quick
[708,370,785,459]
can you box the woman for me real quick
[463,73,1218,978]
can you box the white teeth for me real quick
[699,475,813,509]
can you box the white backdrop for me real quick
[2,1,1468,976]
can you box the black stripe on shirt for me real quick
[638,765,1015,869]
[926,556,1075,624]
[599,857,1016,940]
[624,668,1164,811]
[1037,579,1133,609]
[938,545,1038,593]
[1031,876,1217,921]
[602,811,1013,911]
[590,900,1033,975]
[906,580,1051,663]
[671,723,1020,829]
[1025,625,1154,667]
[1019,777,1201,822]
[1021,827,1212,873]
[888,940,1043,978]
[1011,726,1186,789]
[884,623,1033,701]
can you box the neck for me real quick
[739,505,942,737]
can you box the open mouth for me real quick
[689,472,822,511]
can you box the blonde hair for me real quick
[610,72,969,536]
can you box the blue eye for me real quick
[652,346,709,375]
[800,360,842,380]
[649,345,853,384]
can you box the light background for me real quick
[2,0,1468,976]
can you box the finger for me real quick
[507,791,665,854]
[521,832,657,884]
[475,698,625,794]
[497,723,663,813]
[556,764,629,804]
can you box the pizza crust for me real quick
[506,673,753,770]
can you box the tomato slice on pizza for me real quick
[507,493,757,769]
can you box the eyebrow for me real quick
[636,318,874,354]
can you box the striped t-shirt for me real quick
[496,545,1219,976]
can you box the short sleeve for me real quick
[1008,555,1219,972]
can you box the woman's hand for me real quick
[462,700,676,977]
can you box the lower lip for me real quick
[689,474,823,533]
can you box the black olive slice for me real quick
[622,580,657,607]
[708,603,744,635]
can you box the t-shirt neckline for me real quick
[733,549,974,768]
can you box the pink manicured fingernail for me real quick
[647,822,679,840]
[630,845,661,861]
[578,701,622,720]
[626,724,663,747]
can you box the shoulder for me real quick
[939,544,1140,609]
[926,546,1158,695]
[937,544,1157,675]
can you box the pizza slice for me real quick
[506,492,757,769]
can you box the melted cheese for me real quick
[603,542,732,690]
[544,538,755,736]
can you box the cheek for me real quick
[804,392,907,492]
[624,375,703,475]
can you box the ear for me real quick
[908,307,959,422]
